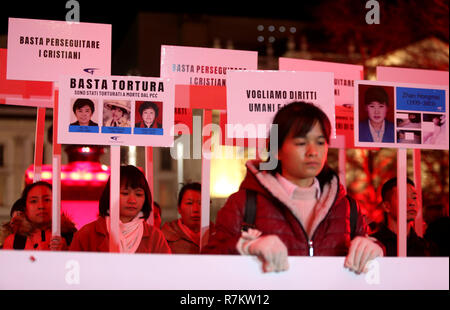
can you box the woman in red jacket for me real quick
[161,182,215,254]
[203,101,383,274]
[70,165,170,254]
[2,181,76,251]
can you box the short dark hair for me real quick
[178,182,201,208]
[364,86,389,106]
[266,101,334,185]
[10,197,26,217]
[98,165,152,220]
[139,102,159,118]
[21,181,52,201]
[20,181,52,213]
[381,177,415,202]
[73,98,95,114]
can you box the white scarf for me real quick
[106,212,144,253]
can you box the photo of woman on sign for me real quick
[103,100,131,127]
[358,85,395,143]
[135,101,162,129]
[70,98,98,126]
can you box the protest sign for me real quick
[0,48,53,107]
[7,18,111,82]
[355,80,448,150]
[279,57,363,148]
[160,45,257,109]
[226,70,335,139]
[58,75,174,147]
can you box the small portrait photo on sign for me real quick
[69,98,99,133]
[134,101,164,136]
[103,100,131,128]
[358,84,395,143]
[396,112,422,129]
[397,129,421,144]
[422,113,446,145]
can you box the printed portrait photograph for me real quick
[70,98,99,126]
[358,84,395,143]
[422,113,446,145]
[135,101,163,129]
[103,100,131,127]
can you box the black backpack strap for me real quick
[347,195,358,239]
[241,189,257,232]
[13,234,27,249]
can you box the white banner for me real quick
[0,251,447,290]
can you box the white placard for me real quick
[355,80,448,150]
[7,18,111,82]
[226,70,335,139]
[160,45,257,86]
[58,75,174,147]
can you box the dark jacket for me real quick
[359,119,395,143]
[70,120,98,126]
[203,161,370,256]
[370,223,437,256]
[424,217,450,256]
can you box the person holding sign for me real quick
[70,98,98,126]
[359,86,395,143]
[2,181,77,251]
[203,101,384,274]
[103,100,131,127]
[135,101,162,128]
[69,165,171,253]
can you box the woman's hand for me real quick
[49,235,66,251]
[248,235,289,273]
[344,236,383,274]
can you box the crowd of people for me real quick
[1,101,447,275]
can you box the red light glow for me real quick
[25,162,111,185]
[96,172,109,181]
[70,172,81,180]
[41,171,52,180]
